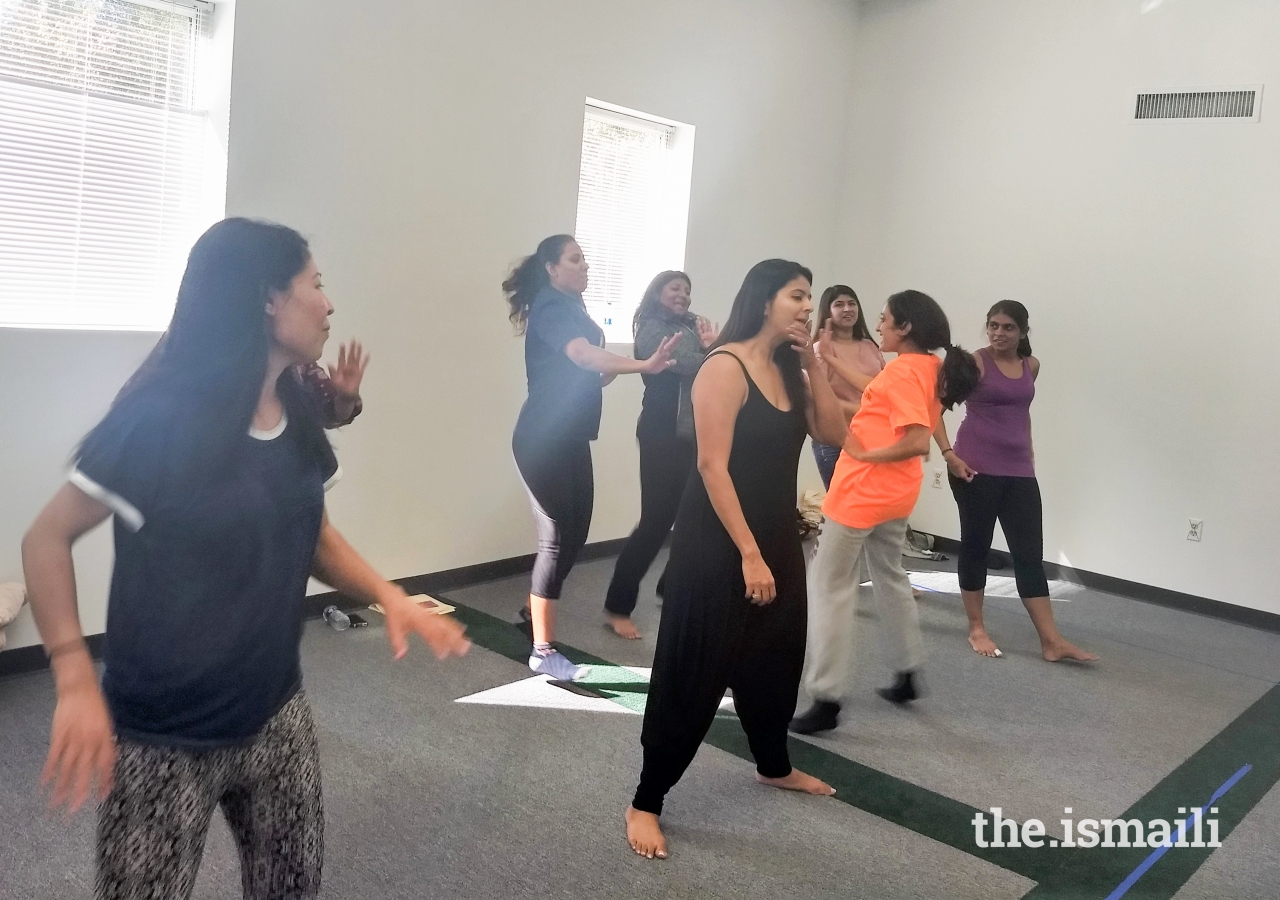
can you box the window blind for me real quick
[574,105,675,342]
[0,0,218,330]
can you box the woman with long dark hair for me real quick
[934,301,1096,662]
[21,218,470,897]
[604,270,718,640]
[625,260,847,860]
[809,285,884,488]
[506,235,679,680]
[791,291,980,735]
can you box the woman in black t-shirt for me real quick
[23,218,470,898]
[603,271,718,640]
[505,235,679,682]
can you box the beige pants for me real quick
[804,517,922,702]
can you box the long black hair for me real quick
[503,234,575,333]
[814,284,876,344]
[77,217,333,487]
[987,299,1033,357]
[632,270,692,338]
[711,259,813,413]
[885,290,980,410]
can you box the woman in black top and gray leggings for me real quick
[604,271,717,639]
[506,235,679,681]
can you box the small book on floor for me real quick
[366,595,456,616]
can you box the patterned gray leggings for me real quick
[96,692,323,900]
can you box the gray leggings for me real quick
[96,692,323,900]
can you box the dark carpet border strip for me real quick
[924,534,1280,635]
[0,539,628,681]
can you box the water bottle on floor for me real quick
[322,605,350,631]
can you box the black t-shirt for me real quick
[71,404,339,748]
[515,286,605,444]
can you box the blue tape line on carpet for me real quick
[1104,763,1252,900]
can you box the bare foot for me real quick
[625,805,667,859]
[1042,640,1098,663]
[606,615,642,640]
[968,631,1003,658]
[755,769,836,796]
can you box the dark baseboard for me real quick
[11,531,1274,679]
[0,632,106,681]
[923,534,1280,635]
[0,538,631,681]
[301,536,629,619]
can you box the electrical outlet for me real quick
[932,469,944,489]
[1187,519,1203,542]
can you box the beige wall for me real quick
[0,0,854,650]
[839,0,1280,612]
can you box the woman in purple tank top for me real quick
[932,301,1096,663]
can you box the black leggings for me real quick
[513,431,594,600]
[605,434,694,616]
[949,473,1049,598]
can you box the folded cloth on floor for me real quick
[0,582,28,651]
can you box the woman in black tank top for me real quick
[624,260,848,860]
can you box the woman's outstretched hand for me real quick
[641,333,682,375]
[742,550,776,605]
[43,663,116,814]
[327,341,370,400]
[696,317,720,349]
[381,590,471,660]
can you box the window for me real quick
[0,0,226,330]
[573,100,693,344]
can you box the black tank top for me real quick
[679,350,808,549]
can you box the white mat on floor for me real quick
[898,571,1081,601]
[455,667,735,715]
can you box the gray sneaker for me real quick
[529,649,591,682]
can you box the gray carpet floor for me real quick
[0,547,1277,899]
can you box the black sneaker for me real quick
[876,671,919,705]
[789,700,841,734]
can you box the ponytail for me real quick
[939,344,980,410]
[884,290,980,409]
[503,234,574,333]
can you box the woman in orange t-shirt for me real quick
[791,290,979,735]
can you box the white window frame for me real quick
[0,0,230,332]
[574,98,694,345]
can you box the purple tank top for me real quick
[952,348,1035,477]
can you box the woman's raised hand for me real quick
[327,341,370,399]
[641,333,682,375]
[43,669,116,814]
[696,317,720,349]
[787,321,819,371]
[742,550,777,606]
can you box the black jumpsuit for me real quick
[632,351,808,815]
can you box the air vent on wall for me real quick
[1134,86,1263,122]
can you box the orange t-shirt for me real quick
[822,353,942,529]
